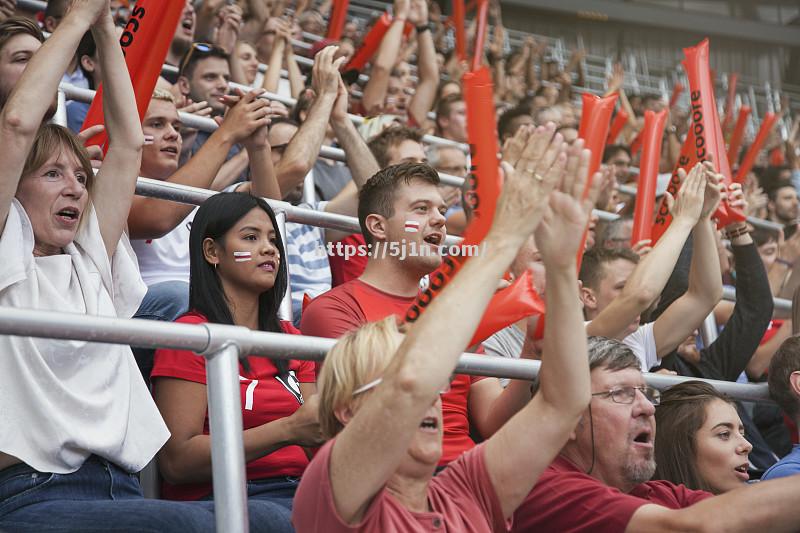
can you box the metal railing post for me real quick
[53,89,67,128]
[275,211,294,323]
[699,313,719,347]
[204,341,249,533]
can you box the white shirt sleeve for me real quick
[621,323,659,371]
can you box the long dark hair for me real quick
[189,192,289,374]
[653,381,736,493]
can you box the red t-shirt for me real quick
[292,439,510,533]
[511,455,712,532]
[328,234,368,287]
[300,278,483,465]
[151,312,316,501]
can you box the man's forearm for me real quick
[276,94,336,192]
[407,29,438,126]
[686,218,723,305]
[248,146,281,200]
[331,118,379,187]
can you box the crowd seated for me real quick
[3,0,800,531]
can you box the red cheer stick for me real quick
[631,110,668,245]
[327,0,350,40]
[683,38,743,226]
[576,93,618,267]
[722,72,738,132]
[651,129,695,244]
[668,82,684,109]
[453,0,466,61]
[471,0,489,72]
[727,105,750,167]
[735,112,779,184]
[607,109,629,145]
[344,12,392,72]
[81,0,185,149]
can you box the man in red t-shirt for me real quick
[327,125,429,286]
[513,337,800,532]
[302,160,537,465]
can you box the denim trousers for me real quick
[201,476,300,533]
[132,280,190,387]
[0,458,302,532]
[0,456,215,533]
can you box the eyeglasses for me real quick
[179,42,225,76]
[353,377,453,396]
[591,386,661,406]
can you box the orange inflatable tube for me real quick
[344,12,391,73]
[607,109,629,145]
[630,110,668,245]
[668,82,684,109]
[81,0,185,148]
[453,0,466,61]
[471,0,489,72]
[735,112,779,184]
[327,0,350,40]
[727,105,750,167]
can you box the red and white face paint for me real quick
[233,251,252,262]
[405,220,420,233]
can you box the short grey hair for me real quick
[587,337,641,372]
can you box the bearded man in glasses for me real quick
[512,337,800,533]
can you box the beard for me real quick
[622,453,656,486]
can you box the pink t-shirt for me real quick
[292,439,510,533]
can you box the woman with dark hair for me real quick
[654,381,752,494]
[151,192,323,532]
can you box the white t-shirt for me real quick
[131,209,197,286]
[584,320,659,371]
[0,200,170,473]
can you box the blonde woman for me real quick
[293,129,601,531]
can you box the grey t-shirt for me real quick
[483,325,525,387]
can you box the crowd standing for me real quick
[3,0,800,531]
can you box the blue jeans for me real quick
[0,456,215,532]
[200,476,299,533]
[132,281,190,387]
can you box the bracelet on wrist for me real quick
[416,23,432,33]
[724,225,750,240]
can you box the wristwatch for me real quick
[416,22,433,33]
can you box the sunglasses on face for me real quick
[179,42,226,76]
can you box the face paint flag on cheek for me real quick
[404,220,420,233]
[234,251,252,262]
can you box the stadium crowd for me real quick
[3,0,800,531]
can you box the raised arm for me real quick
[360,0,408,115]
[628,476,800,533]
[128,90,271,239]
[87,5,145,258]
[406,0,438,127]
[274,47,343,194]
[261,21,288,94]
[328,125,565,524]
[586,164,705,339]
[242,96,281,200]
[484,141,598,518]
[653,163,723,356]
[0,1,99,236]
[325,78,381,242]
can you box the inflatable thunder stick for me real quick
[683,38,743,226]
[343,12,392,73]
[630,110,668,245]
[576,93,618,269]
[650,129,696,244]
[722,73,738,132]
[453,0,466,61]
[471,0,489,72]
[607,110,629,145]
[81,0,185,148]
[735,113,779,184]
[327,0,350,40]
[668,82,684,109]
[402,67,544,345]
[727,105,751,166]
